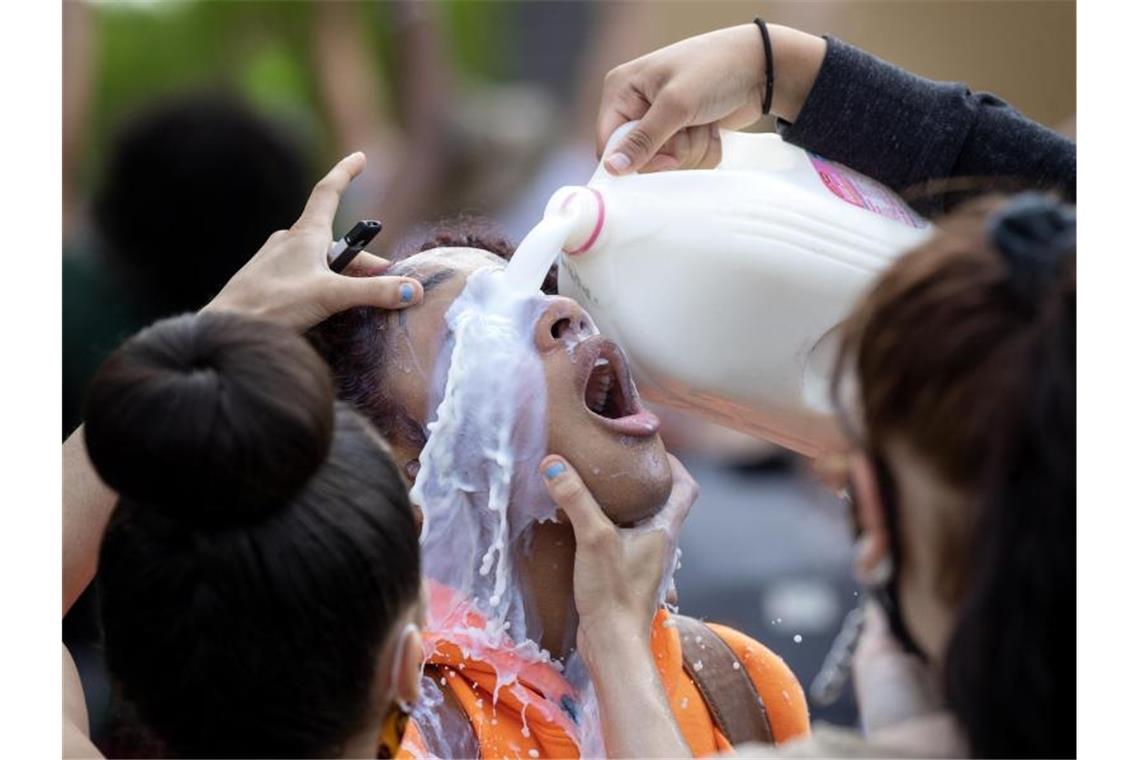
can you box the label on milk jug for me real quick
[809,154,927,228]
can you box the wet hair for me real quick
[94,92,309,319]
[84,312,420,758]
[309,217,557,443]
[834,196,1075,757]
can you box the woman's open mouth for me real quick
[578,337,660,437]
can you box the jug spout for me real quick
[545,186,605,255]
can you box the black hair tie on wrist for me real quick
[986,192,1076,312]
[753,16,775,116]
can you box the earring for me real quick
[377,702,411,759]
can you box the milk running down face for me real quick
[368,240,677,750]
[359,243,674,745]
[385,247,671,531]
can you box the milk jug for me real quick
[551,127,932,456]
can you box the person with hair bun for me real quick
[62,152,434,758]
[78,311,423,759]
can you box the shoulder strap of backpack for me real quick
[673,614,775,746]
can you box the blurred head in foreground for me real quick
[85,312,423,758]
[836,193,1075,757]
[94,92,310,318]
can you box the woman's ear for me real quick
[850,453,891,586]
[396,625,424,709]
[393,589,429,708]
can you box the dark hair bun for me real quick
[986,193,1076,312]
[84,312,335,526]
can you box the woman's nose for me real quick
[534,297,594,352]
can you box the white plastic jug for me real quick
[551,127,933,456]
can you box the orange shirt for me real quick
[399,587,809,758]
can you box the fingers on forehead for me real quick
[342,251,391,277]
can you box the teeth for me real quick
[586,360,614,414]
[588,372,612,413]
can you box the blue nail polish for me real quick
[400,283,414,303]
[544,462,566,480]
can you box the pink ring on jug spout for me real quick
[562,187,605,256]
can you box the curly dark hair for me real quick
[308,217,557,447]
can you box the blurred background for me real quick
[63,0,1075,748]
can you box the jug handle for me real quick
[593,120,747,183]
[590,121,641,186]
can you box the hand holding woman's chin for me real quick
[555,439,674,526]
[539,453,695,642]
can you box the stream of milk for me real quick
[503,202,577,293]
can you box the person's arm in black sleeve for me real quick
[777,37,1075,213]
[595,22,1074,211]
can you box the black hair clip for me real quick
[986,193,1075,311]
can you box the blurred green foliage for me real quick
[80,0,510,189]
